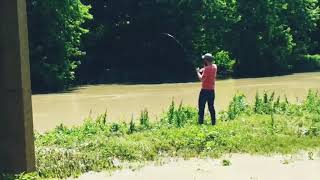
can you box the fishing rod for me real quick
[160,33,187,55]
[104,33,187,72]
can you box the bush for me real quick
[27,0,92,92]
[213,50,236,75]
[304,90,320,114]
[254,91,279,114]
[161,101,198,127]
[292,54,320,72]
[139,109,150,128]
[220,93,249,121]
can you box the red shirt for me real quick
[201,64,217,90]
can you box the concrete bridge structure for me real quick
[0,0,35,172]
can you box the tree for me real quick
[27,0,92,91]
[231,0,319,76]
[193,0,240,56]
[78,0,203,83]
[27,0,320,90]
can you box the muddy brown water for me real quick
[32,72,320,132]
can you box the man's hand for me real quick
[197,67,204,73]
[196,67,203,81]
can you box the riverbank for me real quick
[3,90,320,179]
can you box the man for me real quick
[196,53,217,125]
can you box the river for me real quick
[32,72,320,132]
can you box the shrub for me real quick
[292,54,320,72]
[222,159,232,166]
[253,91,296,115]
[213,50,236,74]
[162,101,198,127]
[304,90,320,114]
[225,93,249,120]
[28,0,92,92]
[254,91,278,114]
[140,109,150,128]
[128,116,137,134]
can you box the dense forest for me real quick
[27,0,320,92]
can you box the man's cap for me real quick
[202,53,214,60]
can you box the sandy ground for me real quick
[75,152,320,180]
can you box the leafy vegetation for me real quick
[293,54,320,72]
[213,50,236,75]
[25,0,320,92]
[1,91,320,179]
[27,0,92,91]
[222,159,232,166]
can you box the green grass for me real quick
[222,159,232,166]
[1,90,320,179]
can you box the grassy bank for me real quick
[2,91,320,179]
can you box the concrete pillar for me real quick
[0,0,36,172]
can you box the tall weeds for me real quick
[162,100,197,127]
[140,108,150,128]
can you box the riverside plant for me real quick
[1,90,320,179]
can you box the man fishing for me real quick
[196,53,217,125]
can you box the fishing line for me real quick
[160,33,187,54]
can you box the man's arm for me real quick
[196,68,205,81]
[197,70,202,81]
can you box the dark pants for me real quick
[198,89,216,125]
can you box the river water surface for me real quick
[32,72,320,132]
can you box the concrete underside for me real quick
[0,0,35,172]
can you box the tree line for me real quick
[27,0,320,92]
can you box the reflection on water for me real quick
[32,72,320,132]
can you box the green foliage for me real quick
[253,90,320,117]
[193,0,240,55]
[254,91,280,114]
[222,159,232,166]
[162,101,198,127]
[0,173,39,180]
[293,54,320,72]
[27,0,92,91]
[304,90,320,114]
[128,116,137,134]
[78,0,199,83]
[221,93,249,120]
[221,90,320,122]
[139,109,150,128]
[232,0,320,76]
[25,0,320,90]
[213,50,236,74]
